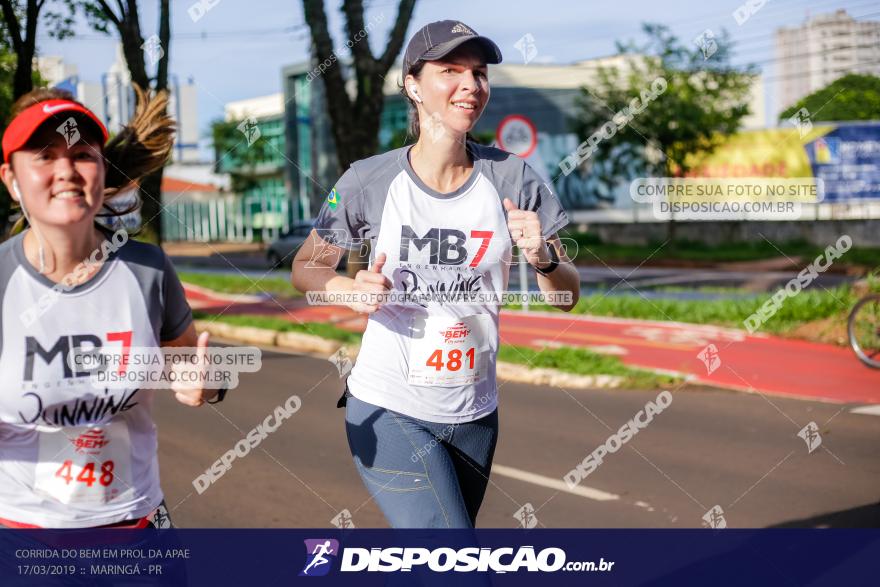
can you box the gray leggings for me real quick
[344,393,499,529]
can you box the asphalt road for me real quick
[154,344,880,529]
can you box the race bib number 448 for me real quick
[33,420,134,506]
[407,314,491,387]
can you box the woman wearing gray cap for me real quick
[293,20,580,528]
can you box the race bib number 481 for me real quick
[407,314,491,387]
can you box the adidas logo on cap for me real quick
[450,22,474,35]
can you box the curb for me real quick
[496,362,625,389]
[194,320,627,390]
[194,320,350,356]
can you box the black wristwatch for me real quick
[534,242,559,276]
[207,387,228,404]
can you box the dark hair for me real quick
[7,85,175,234]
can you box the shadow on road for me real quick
[769,501,880,528]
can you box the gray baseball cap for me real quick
[402,20,503,74]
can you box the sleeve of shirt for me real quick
[312,166,366,250]
[160,253,193,342]
[519,161,570,239]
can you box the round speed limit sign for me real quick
[496,114,538,158]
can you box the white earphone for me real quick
[12,180,31,222]
[408,86,423,104]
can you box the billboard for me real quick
[680,122,880,203]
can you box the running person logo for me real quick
[703,505,727,529]
[798,421,822,454]
[56,117,80,147]
[300,539,339,577]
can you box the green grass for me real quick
[561,231,880,269]
[498,345,682,389]
[180,272,300,299]
[510,284,856,336]
[191,311,362,344]
[567,285,856,335]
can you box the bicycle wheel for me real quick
[848,294,880,369]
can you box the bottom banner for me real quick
[1,529,876,585]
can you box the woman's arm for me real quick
[291,229,355,296]
[292,229,391,314]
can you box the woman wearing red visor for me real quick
[0,87,221,529]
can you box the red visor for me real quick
[2,99,109,163]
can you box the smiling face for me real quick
[1,118,105,228]
[406,42,490,139]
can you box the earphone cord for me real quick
[14,183,48,274]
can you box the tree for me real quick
[0,0,75,99]
[211,117,274,193]
[569,24,756,191]
[0,38,17,232]
[0,32,47,234]
[80,0,171,243]
[302,0,416,177]
[779,74,880,122]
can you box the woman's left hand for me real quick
[503,198,550,268]
[170,331,218,407]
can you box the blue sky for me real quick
[39,0,879,136]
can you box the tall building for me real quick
[775,9,880,116]
[219,92,287,206]
[36,46,201,164]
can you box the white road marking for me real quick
[491,464,620,502]
[850,405,880,416]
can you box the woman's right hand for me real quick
[349,252,391,314]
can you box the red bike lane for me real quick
[184,285,880,405]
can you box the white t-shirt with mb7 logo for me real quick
[0,231,192,527]
[314,143,568,423]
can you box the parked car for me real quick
[266,222,348,271]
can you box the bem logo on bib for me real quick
[441,322,470,343]
[70,428,110,454]
[399,225,494,267]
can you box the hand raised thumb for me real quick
[503,198,519,212]
[196,331,210,364]
[371,252,387,273]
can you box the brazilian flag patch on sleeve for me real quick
[327,187,339,211]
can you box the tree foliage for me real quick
[0,0,76,99]
[779,74,880,122]
[570,23,757,192]
[211,117,274,193]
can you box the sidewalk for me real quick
[164,241,269,270]
[183,284,880,405]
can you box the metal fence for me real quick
[161,193,299,243]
